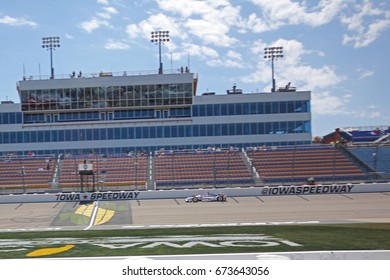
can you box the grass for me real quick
[1,223,390,259]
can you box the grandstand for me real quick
[0,154,55,191]
[3,142,390,194]
[58,153,149,191]
[246,145,367,184]
[154,148,254,188]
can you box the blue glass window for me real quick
[135,127,142,139]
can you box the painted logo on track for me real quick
[0,234,302,257]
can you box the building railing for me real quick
[22,68,193,81]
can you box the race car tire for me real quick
[217,196,223,202]
[192,197,199,202]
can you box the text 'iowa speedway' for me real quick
[55,191,140,201]
[262,184,354,196]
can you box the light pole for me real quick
[264,46,283,92]
[151,31,169,74]
[42,36,60,79]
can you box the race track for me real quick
[0,192,390,232]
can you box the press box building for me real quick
[0,70,311,155]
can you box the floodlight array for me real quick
[42,37,61,49]
[150,31,170,44]
[264,46,283,61]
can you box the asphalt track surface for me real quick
[1,192,390,232]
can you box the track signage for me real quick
[261,184,354,196]
[55,191,140,202]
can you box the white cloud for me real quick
[181,43,219,60]
[311,91,351,115]
[65,34,74,39]
[79,17,111,33]
[184,18,238,46]
[248,0,345,32]
[156,0,213,18]
[126,13,181,41]
[102,6,118,15]
[154,0,242,46]
[126,24,140,38]
[79,3,119,32]
[341,0,390,48]
[245,13,279,33]
[357,69,374,79]
[0,15,38,28]
[97,0,110,4]
[227,50,242,60]
[104,39,129,49]
[207,50,244,68]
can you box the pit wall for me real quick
[0,182,389,204]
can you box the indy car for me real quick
[185,192,227,203]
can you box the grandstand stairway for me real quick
[146,155,155,190]
[46,155,62,192]
[240,148,263,186]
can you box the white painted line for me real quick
[84,201,99,230]
[121,221,321,229]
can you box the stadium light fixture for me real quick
[151,30,170,74]
[264,46,283,92]
[42,36,60,79]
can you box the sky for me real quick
[0,0,389,137]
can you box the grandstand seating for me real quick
[59,153,148,190]
[154,149,253,188]
[347,145,390,178]
[0,154,55,190]
[2,144,389,194]
[246,145,367,184]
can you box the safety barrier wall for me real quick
[0,182,389,204]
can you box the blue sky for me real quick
[0,0,389,137]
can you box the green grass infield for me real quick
[1,223,390,259]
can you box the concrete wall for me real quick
[0,182,389,204]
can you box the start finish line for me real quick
[0,182,389,204]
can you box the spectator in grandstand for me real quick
[307,177,316,185]
[127,151,134,157]
[45,158,50,170]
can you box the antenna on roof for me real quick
[170,52,173,74]
[22,63,26,79]
[187,53,190,72]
